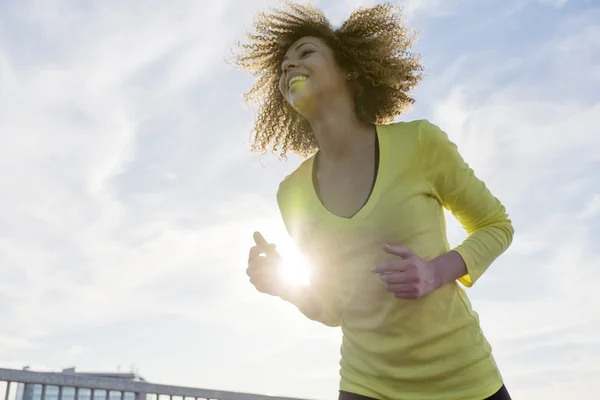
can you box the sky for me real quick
[0,0,599,399]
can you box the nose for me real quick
[281,58,298,73]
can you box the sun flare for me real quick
[255,223,312,286]
[277,238,311,286]
[280,253,311,286]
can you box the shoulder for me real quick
[276,155,314,209]
[376,119,436,159]
[377,119,423,136]
[276,156,315,236]
[378,119,453,150]
[377,119,433,146]
[378,119,444,138]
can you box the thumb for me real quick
[382,244,413,259]
[253,231,276,254]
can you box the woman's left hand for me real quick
[371,244,440,299]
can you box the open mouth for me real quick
[288,75,308,89]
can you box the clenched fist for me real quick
[246,231,286,297]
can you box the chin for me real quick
[290,92,317,115]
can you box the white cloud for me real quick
[320,0,465,25]
[536,0,569,8]
[580,194,600,219]
[67,345,88,357]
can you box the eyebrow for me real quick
[282,42,315,62]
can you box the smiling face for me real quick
[279,36,351,115]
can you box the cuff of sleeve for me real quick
[452,245,481,288]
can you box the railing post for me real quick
[4,382,11,400]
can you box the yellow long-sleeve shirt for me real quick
[276,120,514,400]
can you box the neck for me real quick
[305,96,376,160]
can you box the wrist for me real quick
[426,259,445,291]
[428,251,468,288]
[276,282,304,302]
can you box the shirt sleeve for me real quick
[280,281,341,327]
[276,183,342,327]
[419,120,514,287]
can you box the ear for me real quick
[346,70,360,80]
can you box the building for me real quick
[1,365,309,400]
[15,368,143,400]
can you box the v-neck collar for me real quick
[306,125,387,222]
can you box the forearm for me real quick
[453,220,514,286]
[429,250,469,289]
[278,284,319,311]
[277,284,340,327]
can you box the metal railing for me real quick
[0,368,311,400]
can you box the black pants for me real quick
[339,384,512,400]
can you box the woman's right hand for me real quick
[246,231,285,297]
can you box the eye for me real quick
[280,48,315,71]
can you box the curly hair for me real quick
[233,1,424,158]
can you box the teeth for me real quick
[289,75,308,88]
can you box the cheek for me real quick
[278,75,287,96]
[311,62,345,90]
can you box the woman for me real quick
[235,2,514,400]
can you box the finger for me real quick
[394,291,419,299]
[384,283,414,293]
[382,244,413,259]
[246,256,268,275]
[248,266,279,289]
[371,259,410,274]
[378,271,417,284]
[248,246,263,263]
[248,244,277,264]
[248,268,268,282]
